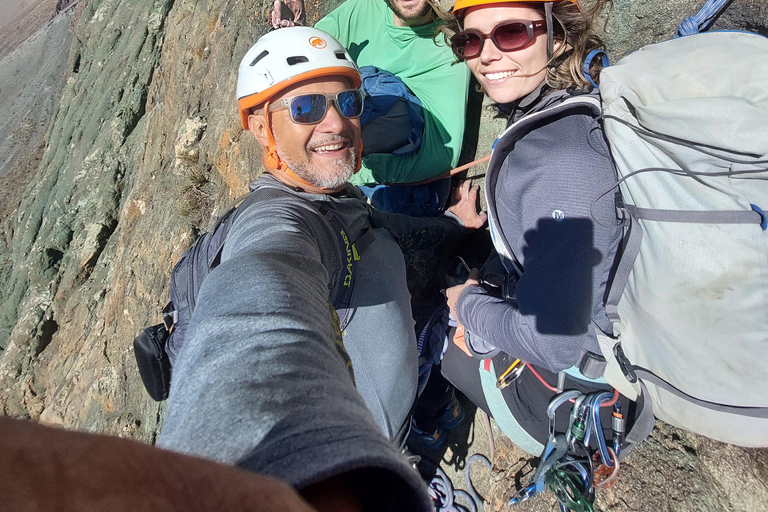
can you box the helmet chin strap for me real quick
[261,99,363,191]
[262,100,317,189]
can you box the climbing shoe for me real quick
[411,419,447,450]
[411,394,465,450]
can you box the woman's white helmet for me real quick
[237,27,361,129]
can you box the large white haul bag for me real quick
[597,31,768,447]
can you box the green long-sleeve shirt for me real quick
[316,0,470,185]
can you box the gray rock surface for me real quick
[0,6,73,221]
[0,0,766,509]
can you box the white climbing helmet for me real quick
[237,27,361,129]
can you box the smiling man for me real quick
[157,28,484,512]
[273,0,471,217]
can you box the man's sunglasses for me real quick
[267,89,364,124]
[450,19,547,60]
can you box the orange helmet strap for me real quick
[262,100,327,190]
[263,100,287,172]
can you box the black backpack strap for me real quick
[313,201,375,330]
[238,181,373,330]
[160,181,370,356]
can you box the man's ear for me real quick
[247,111,270,147]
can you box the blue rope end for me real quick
[676,16,700,38]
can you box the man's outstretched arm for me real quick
[158,200,431,511]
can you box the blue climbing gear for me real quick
[676,0,733,37]
[508,389,622,510]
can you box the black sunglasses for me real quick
[450,19,547,60]
[267,89,364,124]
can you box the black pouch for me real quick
[133,324,172,401]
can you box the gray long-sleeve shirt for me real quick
[158,175,462,510]
[457,90,621,373]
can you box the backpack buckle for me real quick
[161,302,177,332]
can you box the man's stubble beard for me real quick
[278,146,358,189]
[385,0,432,22]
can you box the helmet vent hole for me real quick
[335,52,347,60]
[250,50,269,67]
[286,56,309,65]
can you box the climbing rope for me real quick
[426,454,492,512]
[676,0,733,37]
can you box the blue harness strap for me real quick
[676,0,733,37]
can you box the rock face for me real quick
[0,0,265,438]
[0,4,72,221]
[0,0,766,508]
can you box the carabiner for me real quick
[497,359,526,389]
[566,394,587,447]
[592,391,616,467]
[508,483,537,505]
[546,390,583,440]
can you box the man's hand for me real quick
[272,0,306,28]
[447,180,487,230]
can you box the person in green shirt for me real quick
[272,0,471,216]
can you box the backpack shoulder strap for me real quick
[232,180,372,330]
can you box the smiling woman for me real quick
[436,0,655,463]
[459,5,554,104]
[448,0,609,104]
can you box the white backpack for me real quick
[594,31,768,447]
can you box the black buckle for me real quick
[614,344,637,383]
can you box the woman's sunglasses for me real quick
[450,19,547,60]
[267,89,364,125]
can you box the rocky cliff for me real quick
[0,0,766,509]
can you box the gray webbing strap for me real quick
[604,204,764,324]
[604,207,640,324]
[634,367,768,419]
[620,381,655,459]
[627,204,764,225]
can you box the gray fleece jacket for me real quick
[457,88,621,373]
[157,175,464,511]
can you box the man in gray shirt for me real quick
[158,27,484,511]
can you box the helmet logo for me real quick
[309,37,327,49]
